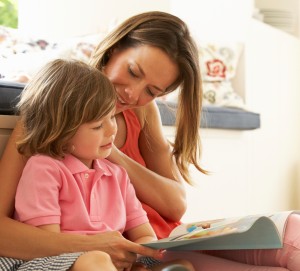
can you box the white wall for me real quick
[18,0,300,41]
[254,0,299,38]
[18,0,170,40]
[18,0,256,42]
[170,0,254,41]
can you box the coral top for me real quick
[120,109,180,239]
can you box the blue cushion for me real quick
[156,100,260,130]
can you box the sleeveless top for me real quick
[120,109,180,239]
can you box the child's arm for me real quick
[126,222,157,244]
[38,224,60,233]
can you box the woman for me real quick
[0,11,299,271]
[90,11,205,240]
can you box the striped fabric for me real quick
[0,252,83,271]
[137,256,162,268]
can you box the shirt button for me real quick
[84,173,89,179]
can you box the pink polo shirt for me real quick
[14,154,148,234]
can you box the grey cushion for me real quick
[201,106,260,130]
[156,100,260,130]
[0,81,260,130]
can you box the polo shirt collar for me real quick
[93,159,112,176]
[63,154,112,176]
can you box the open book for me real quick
[143,210,299,250]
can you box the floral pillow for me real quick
[198,42,245,108]
[0,25,101,82]
[203,81,244,108]
[199,42,242,81]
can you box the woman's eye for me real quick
[146,88,155,97]
[128,67,138,78]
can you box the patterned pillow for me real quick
[198,42,245,108]
[199,42,242,81]
[202,81,244,108]
[0,27,102,82]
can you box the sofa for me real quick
[0,80,260,159]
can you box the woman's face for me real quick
[103,45,179,113]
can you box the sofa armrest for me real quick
[0,81,25,115]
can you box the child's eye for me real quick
[93,124,103,130]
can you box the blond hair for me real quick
[90,11,206,183]
[17,59,116,158]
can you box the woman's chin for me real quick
[116,103,134,112]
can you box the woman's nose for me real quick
[124,87,139,103]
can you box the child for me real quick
[1,59,194,271]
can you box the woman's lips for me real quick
[116,93,138,110]
[117,94,128,105]
[116,96,131,110]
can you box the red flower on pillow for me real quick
[206,59,226,78]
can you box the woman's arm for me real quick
[109,101,186,221]
[0,122,160,266]
[0,121,27,218]
[0,121,70,259]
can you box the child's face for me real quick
[68,109,117,168]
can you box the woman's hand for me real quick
[107,143,122,165]
[89,231,162,270]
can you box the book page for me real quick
[143,211,299,250]
[169,217,238,238]
[266,211,297,240]
[170,210,298,241]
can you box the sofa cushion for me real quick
[156,100,260,130]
